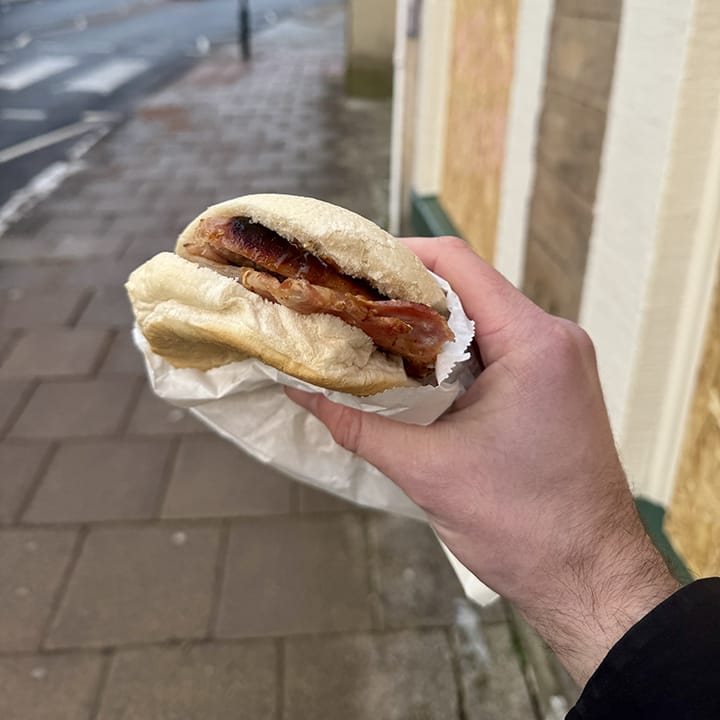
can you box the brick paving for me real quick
[0,5,535,718]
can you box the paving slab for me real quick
[454,619,535,719]
[120,227,177,259]
[0,329,109,379]
[57,254,146,289]
[0,329,17,361]
[0,379,32,435]
[216,514,372,637]
[480,598,512,625]
[97,642,276,720]
[98,330,146,376]
[47,524,220,648]
[0,263,62,291]
[76,287,134,328]
[0,528,77,652]
[0,441,51,524]
[126,384,206,435]
[0,653,103,720]
[298,483,357,513]
[0,235,126,263]
[369,515,464,630]
[9,378,139,438]
[18,214,110,240]
[162,435,293,518]
[284,629,459,720]
[0,288,87,329]
[24,438,173,523]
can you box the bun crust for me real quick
[127,253,410,396]
[176,194,447,313]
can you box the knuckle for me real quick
[574,325,597,363]
[328,403,365,454]
[437,235,468,251]
[564,322,596,365]
[547,319,596,372]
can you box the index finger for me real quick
[401,236,542,364]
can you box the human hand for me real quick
[286,236,679,685]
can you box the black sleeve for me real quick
[567,577,720,719]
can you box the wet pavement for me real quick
[0,5,537,718]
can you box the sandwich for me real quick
[126,194,455,396]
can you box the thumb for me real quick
[285,387,423,481]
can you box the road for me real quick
[0,0,328,211]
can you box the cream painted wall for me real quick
[493,0,554,287]
[389,0,410,234]
[581,0,720,505]
[411,0,455,197]
[348,0,397,66]
[391,0,454,233]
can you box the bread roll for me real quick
[176,194,447,313]
[127,194,449,396]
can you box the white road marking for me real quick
[67,124,110,161]
[12,32,32,50]
[0,125,109,237]
[0,108,47,121]
[82,110,121,123]
[0,120,94,164]
[0,55,77,91]
[0,162,76,237]
[64,58,149,95]
[195,35,210,55]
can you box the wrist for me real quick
[517,522,680,686]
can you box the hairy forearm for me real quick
[291,238,685,690]
[518,520,681,686]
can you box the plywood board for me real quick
[439,0,519,259]
[665,258,720,577]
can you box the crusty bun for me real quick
[127,253,409,395]
[176,194,447,313]
[127,194,449,395]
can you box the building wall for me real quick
[522,0,622,319]
[410,0,455,199]
[346,0,397,96]
[402,0,720,578]
[493,0,555,288]
[438,0,519,259]
[581,0,720,507]
[665,257,720,577]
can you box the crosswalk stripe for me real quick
[0,55,78,91]
[0,108,48,121]
[64,58,149,95]
[81,110,122,123]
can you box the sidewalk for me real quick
[0,5,536,718]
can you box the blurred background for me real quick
[0,0,718,718]
[0,0,333,205]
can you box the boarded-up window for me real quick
[439,0,519,260]
[666,259,720,577]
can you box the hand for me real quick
[286,236,679,685]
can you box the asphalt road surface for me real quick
[0,0,328,210]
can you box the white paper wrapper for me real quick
[133,275,497,606]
